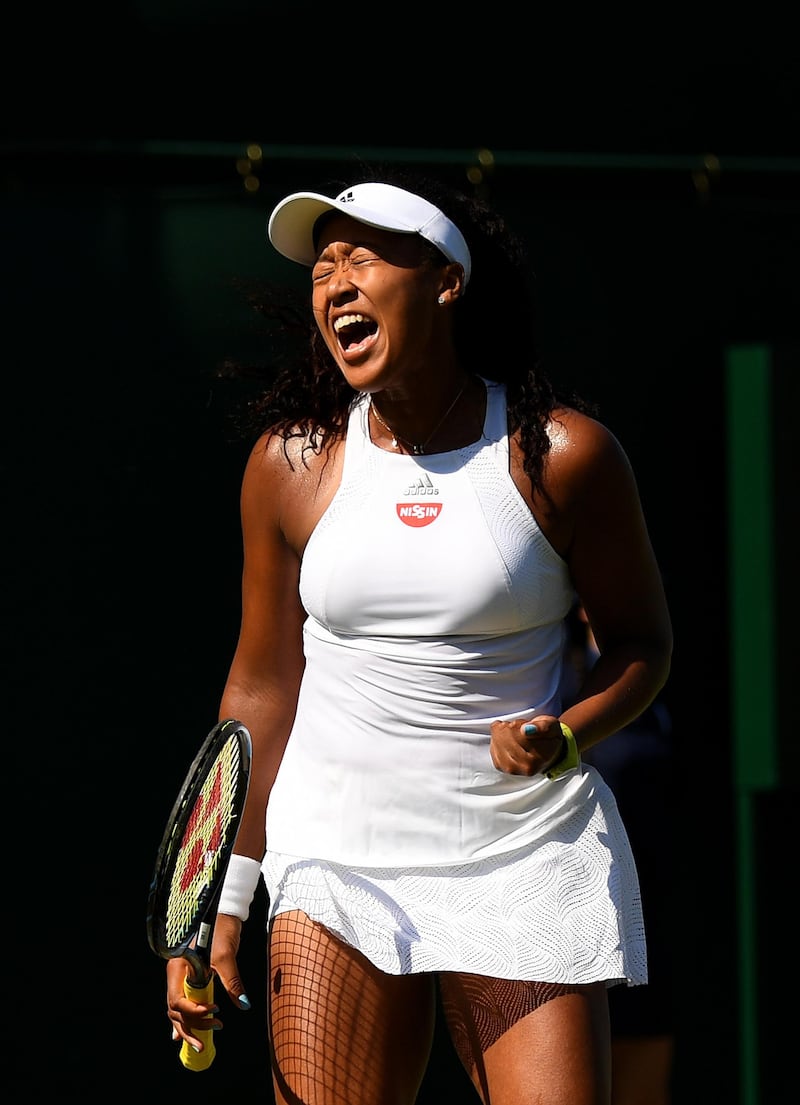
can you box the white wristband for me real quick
[218,855,263,921]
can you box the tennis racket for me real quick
[146,718,252,1071]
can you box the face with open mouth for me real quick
[332,311,378,357]
[311,213,450,390]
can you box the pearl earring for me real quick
[438,295,446,304]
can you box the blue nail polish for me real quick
[238,994,251,1010]
[523,724,537,735]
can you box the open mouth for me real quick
[333,313,378,352]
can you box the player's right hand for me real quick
[211,912,252,1011]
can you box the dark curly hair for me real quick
[217,162,590,496]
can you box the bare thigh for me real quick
[439,973,612,1105]
[268,910,436,1105]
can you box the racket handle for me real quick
[180,975,216,1071]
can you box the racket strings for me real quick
[164,736,244,947]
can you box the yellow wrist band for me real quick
[546,722,579,779]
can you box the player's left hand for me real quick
[490,715,564,776]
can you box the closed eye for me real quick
[312,248,380,282]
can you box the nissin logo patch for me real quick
[396,503,443,527]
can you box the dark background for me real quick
[4,12,798,1103]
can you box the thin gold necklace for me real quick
[370,385,466,455]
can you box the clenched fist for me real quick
[489,716,566,776]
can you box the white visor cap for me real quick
[267,182,471,287]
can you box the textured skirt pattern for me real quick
[262,771,647,986]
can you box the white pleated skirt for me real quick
[262,766,646,986]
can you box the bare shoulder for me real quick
[548,406,631,471]
[544,406,638,509]
[546,407,672,665]
[241,426,345,553]
[516,407,644,558]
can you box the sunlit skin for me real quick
[312,213,470,424]
[165,211,672,1105]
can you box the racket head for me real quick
[146,719,252,967]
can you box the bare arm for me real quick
[219,431,309,860]
[494,409,673,775]
[555,411,672,752]
[166,430,309,1046]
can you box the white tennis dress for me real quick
[262,380,647,985]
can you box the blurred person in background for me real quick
[564,600,676,1105]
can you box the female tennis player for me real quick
[164,166,673,1105]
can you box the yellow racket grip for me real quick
[180,975,216,1071]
